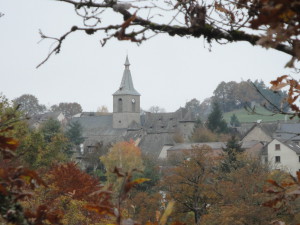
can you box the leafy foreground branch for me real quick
[38,0,299,68]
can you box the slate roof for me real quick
[141,108,196,133]
[261,139,300,155]
[168,140,261,151]
[241,122,278,140]
[113,56,140,96]
[273,122,300,141]
[168,142,225,151]
[138,133,175,157]
[70,115,127,146]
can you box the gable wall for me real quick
[267,139,300,176]
[242,126,272,142]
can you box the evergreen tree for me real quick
[65,121,84,146]
[207,101,228,133]
[230,113,241,127]
[221,136,244,172]
[40,118,61,143]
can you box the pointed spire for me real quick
[113,56,140,96]
[124,55,130,67]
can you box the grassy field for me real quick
[223,106,289,123]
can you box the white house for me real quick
[262,139,300,176]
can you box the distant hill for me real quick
[223,106,289,123]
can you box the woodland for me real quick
[1,0,300,224]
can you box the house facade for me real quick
[262,139,300,176]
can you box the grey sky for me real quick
[0,0,294,112]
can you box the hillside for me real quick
[223,106,289,123]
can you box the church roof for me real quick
[113,56,140,96]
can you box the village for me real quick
[1,0,300,223]
[25,56,300,177]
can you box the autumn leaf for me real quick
[262,197,282,208]
[215,2,235,22]
[128,178,151,187]
[0,135,19,150]
[160,200,175,225]
[267,179,284,189]
[84,204,115,216]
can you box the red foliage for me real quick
[47,162,108,203]
[0,113,62,224]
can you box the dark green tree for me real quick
[207,101,227,133]
[40,118,61,143]
[65,121,84,146]
[221,135,244,172]
[135,154,161,193]
[230,114,241,127]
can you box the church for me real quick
[71,56,197,158]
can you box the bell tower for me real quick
[113,56,141,129]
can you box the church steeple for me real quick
[112,56,141,129]
[113,55,140,96]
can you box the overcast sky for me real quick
[0,0,295,112]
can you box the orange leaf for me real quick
[84,204,115,216]
[267,179,283,189]
[129,178,151,186]
[160,200,175,225]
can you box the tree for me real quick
[229,113,241,127]
[160,146,218,225]
[148,106,166,113]
[199,98,212,119]
[40,118,62,143]
[100,140,144,189]
[190,127,218,142]
[207,101,227,133]
[96,105,109,115]
[65,121,84,146]
[84,141,110,179]
[203,157,276,225]
[213,81,239,112]
[13,94,46,117]
[51,102,82,118]
[27,163,115,225]
[185,98,201,117]
[19,118,71,169]
[0,99,62,225]
[220,135,244,173]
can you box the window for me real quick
[132,101,136,112]
[275,156,281,163]
[275,144,280,150]
[118,98,123,112]
[299,156,300,162]
[264,157,268,163]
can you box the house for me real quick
[241,121,278,142]
[29,111,67,129]
[69,56,196,160]
[261,139,300,176]
[164,140,264,160]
